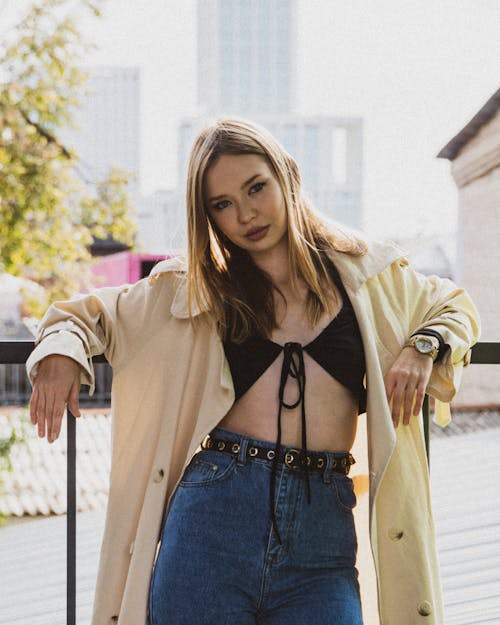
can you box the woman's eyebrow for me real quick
[208,173,261,203]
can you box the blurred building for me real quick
[393,235,452,278]
[438,86,500,407]
[61,66,141,197]
[91,251,169,287]
[179,0,363,228]
[60,66,182,258]
[197,0,296,116]
[136,190,186,254]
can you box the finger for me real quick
[413,382,427,417]
[37,391,47,438]
[45,391,57,442]
[49,400,65,443]
[384,371,396,400]
[30,386,39,425]
[403,384,417,426]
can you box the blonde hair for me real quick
[186,117,366,342]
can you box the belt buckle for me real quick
[284,449,300,469]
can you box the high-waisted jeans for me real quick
[148,427,363,625]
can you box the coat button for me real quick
[417,600,432,616]
[388,527,404,541]
[153,469,164,483]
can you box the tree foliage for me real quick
[0,0,138,316]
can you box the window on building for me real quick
[332,127,347,186]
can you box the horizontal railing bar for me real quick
[0,340,108,364]
[1,340,499,365]
[470,342,500,364]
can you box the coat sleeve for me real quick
[26,271,179,395]
[382,258,481,404]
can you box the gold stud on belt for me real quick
[284,449,300,468]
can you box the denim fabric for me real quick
[148,427,363,625]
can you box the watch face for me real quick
[415,337,433,354]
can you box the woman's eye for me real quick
[213,199,230,211]
[249,182,266,194]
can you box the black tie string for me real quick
[270,342,310,545]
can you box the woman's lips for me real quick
[245,225,269,241]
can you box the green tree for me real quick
[0,0,138,316]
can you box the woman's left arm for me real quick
[382,258,481,427]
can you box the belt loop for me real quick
[236,435,248,466]
[323,452,334,484]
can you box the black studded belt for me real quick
[201,435,355,475]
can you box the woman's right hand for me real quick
[29,355,82,443]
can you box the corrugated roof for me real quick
[0,410,110,517]
[437,87,500,160]
[430,413,500,624]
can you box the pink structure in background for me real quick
[91,251,171,287]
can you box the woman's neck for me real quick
[249,237,293,290]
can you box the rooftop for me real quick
[437,87,500,161]
[0,410,110,518]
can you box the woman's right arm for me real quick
[26,266,180,442]
[26,284,134,443]
[27,258,183,443]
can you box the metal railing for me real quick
[0,361,112,406]
[0,339,499,625]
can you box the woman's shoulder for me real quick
[148,254,188,282]
[324,226,407,290]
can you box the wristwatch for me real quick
[404,335,440,362]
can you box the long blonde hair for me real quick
[186,117,366,342]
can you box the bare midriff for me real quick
[217,291,360,454]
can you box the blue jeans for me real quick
[148,427,363,625]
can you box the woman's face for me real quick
[204,153,288,262]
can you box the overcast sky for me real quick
[3,0,500,254]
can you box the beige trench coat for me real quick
[26,239,480,625]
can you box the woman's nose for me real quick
[237,202,257,223]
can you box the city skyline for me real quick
[3,0,500,259]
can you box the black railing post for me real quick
[423,395,430,467]
[67,409,76,625]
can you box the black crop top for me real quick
[223,260,366,543]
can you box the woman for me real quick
[27,118,480,625]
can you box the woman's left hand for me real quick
[384,347,434,428]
